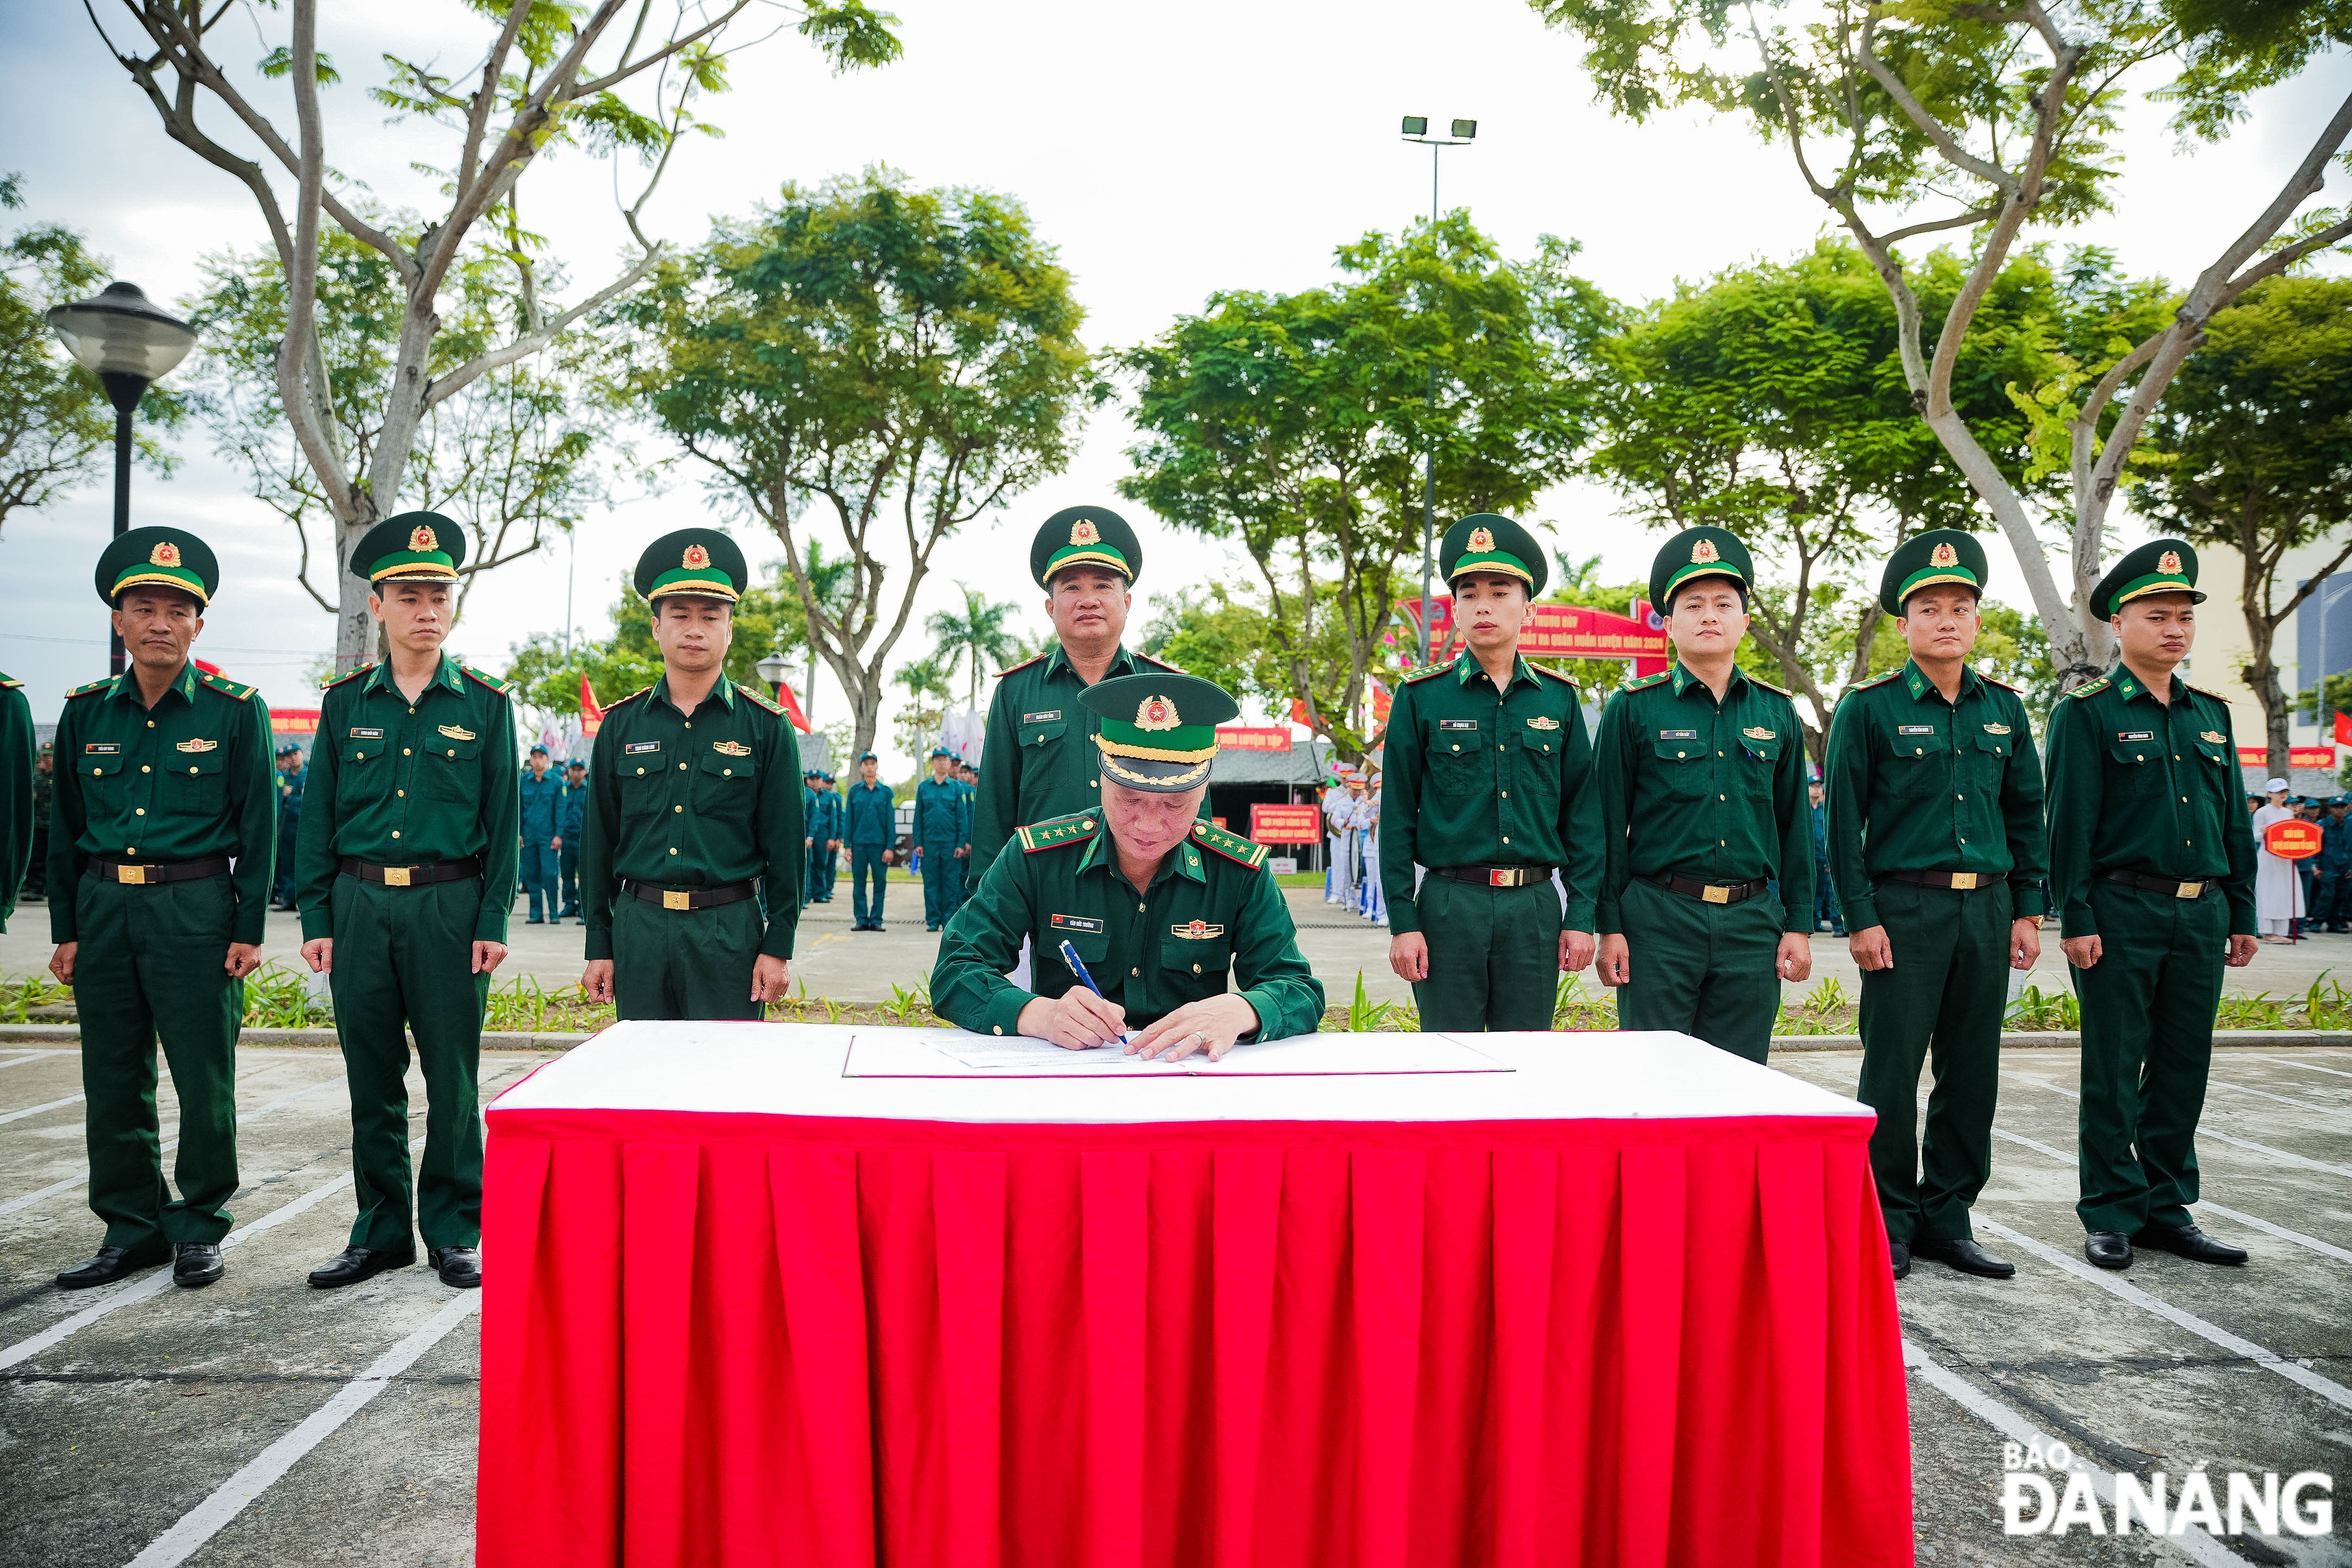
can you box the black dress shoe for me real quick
[2132,1223,2248,1266]
[1919,1236,2016,1278]
[308,1246,416,1288]
[173,1241,224,1288]
[2085,1231,2133,1270]
[1889,1240,1910,1279]
[56,1242,171,1290]
[429,1246,482,1289]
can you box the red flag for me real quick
[2336,709,2350,747]
[1291,699,1312,728]
[771,677,813,733]
[580,674,604,738]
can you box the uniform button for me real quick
[1500,791,1508,799]
[670,847,679,855]
[1131,967,1140,977]
[134,807,145,816]
[408,706,416,714]
[2180,796,2188,803]
[1137,902,1146,911]
[1193,963,1202,974]
[145,720,154,728]
[1502,835,1510,844]
[189,765,198,774]
[1915,748,1923,756]
[684,722,692,728]
[674,805,683,813]
[1719,793,1725,800]
[142,765,151,774]
[994,1026,1003,1036]
[1452,744,1460,752]
[636,768,646,776]
[679,763,687,771]
[397,790,405,798]
[403,748,412,756]
[1089,779,1098,787]
[2136,754,2144,761]
[724,768,732,776]
[1677,751,1686,759]
[91,767,101,775]
[391,830,400,839]
[1499,743,1505,751]
[1956,794,1963,801]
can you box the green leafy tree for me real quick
[612,168,1089,757]
[891,654,953,763]
[924,584,1025,711]
[91,0,900,669]
[1118,215,1612,761]
[0,176,179,535]
[1141,585,1300,720]
[1529,0,2352,687]
[2143,274,2352,775]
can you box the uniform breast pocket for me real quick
[1884,730,1947,797]
[1970,731,2011,788]
[77,754,127,813]
[1050,927,1110,988]
[160,753,226,818]
[338,737,390,804]
[1428,727,1485,795]
[692,751,756,816]
[1737,734,1781,797]
[2106,739,2163,798]
[1021,720,1068,754]
[1163,932,1232,994]
[421,738,480,803]
[1515,728,1564,805]
[1651,738,1708,801]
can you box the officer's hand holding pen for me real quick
[1019,988,1129,1050]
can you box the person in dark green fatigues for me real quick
[1381,514,1600,1030]
[580,529,803,1019]
[47,527,274,1291]
[559,759,586,919]
[844,752,895,929]
[0,670,30,930]
[2047,540,2258,1272]
[935,673,1324,1056]
[813,772,842,903]
[295,514,521,1291]
[969,507,1187,889]
[1595,528,1812,1062]
[1825,531,2048,1282]
[916,746,969,929]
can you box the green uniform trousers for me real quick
[327,873,487,1251]
[1615,877,1782,1062]
[614,894,765,1020]
[2071,881,2227,1235]
[850,845,889,925]
[1856,880,2010,1246]
[72,874,243,1248]
[920,841,964,927]
[1410,874,1560,1032]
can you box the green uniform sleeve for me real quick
[931,843,1040,1037]
[2219,725,2258,938]
[581,727,622,963]
[1377,681,1425,935]
[46,703,86,944]
[2044,695,2098,938]
[0,686,32,932]
[2000,694,2050,921]
[1594,690,1634,935]
[1822,694,1877,933]
[969,696,1021,875]
[475,697,521,943]
[228,694,277,947]
[1772,707,1811,935]
[1231,864,1326,1041]
[759,717,804,959]
[294,692,342,940]
[1556,697,1602,934]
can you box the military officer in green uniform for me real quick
[47,527,274,1290]
[1595,527,1812,1062]
[0,667,30,930]
[295,514,521,1290]
[1381,514,1600,1030]
[2046,539,2258,1271]
[1824,531,2048,1281]
[969,506,1186,887]
[935,673,1324,1056]
[580,529,803,1019]
[916,746,969,929]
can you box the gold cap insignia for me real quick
[1467,526,1496,553]
[1135,694,1179,731]
[683,543,711,570]
[438,724,476,742]
[2158,549,2183,574]
[175,737,218,753]
[1742,726,1775,741]
[151,541,181,568]
[1930,542,1958,567]
[409,524,438,553]
[713,739,751,756]
[2200,730,2227,744]
[1982,722,2011,736]
[1692,537,1719,565]
[1071,518,1102,546]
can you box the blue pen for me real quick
[1058,939,1134,1046]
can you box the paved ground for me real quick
[12,886,2352,1007]
[0,1039,2344,1563]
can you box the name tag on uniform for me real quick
[347,728,382,740]
[1050,913,1104,933]
[624,740,661,755]
[2118,731,2154,742]
[1438,719,1479,731]
[1898,725,1934,735]
[84,743,120,755]
[1023,710,1062,724]
[1658,728,1696,740]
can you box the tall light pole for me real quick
[1399,117,1476,665]
[47,281,198,676]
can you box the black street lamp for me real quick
[1400,116,1477,666]
[47,281,199,675]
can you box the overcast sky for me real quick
[5,1,2349,766]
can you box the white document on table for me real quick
[841,1027,1514,1079]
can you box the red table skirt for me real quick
[477,1111,1910,1567]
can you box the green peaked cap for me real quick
[1080,672,1238,793]
[1649,526,1753,612]
[1031,505,1142,589]
[635,528,747,602]
[2091,538,2203,620]
[1881,528,1988,616]
[96,525,218,607]
[1441,513,1549,597]
[351,511,467,584]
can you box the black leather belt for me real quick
[624,878,758,911]
[1431,865,1554,888]
[87,856,230,886]
[342,856,481,887]
[1646,873,1769,906]
[1886,869,1999,891]
[2100,869,2216,899]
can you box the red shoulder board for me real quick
[995,653,1046,679]
[607,684,656,709]
[1135,650,1187,673]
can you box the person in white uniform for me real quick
[2251,778,2305,942]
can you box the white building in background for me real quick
[2191,538,2352,781]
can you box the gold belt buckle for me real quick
[1949,872,1979,890]
[1489,868,1512,887]
[663,889,692,911]
[2176,881,2203,899]
[118,864,148,886]
[383,866,412,887]
[1701,883,1731,905]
